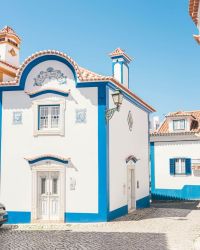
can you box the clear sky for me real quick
[0,0,199,120]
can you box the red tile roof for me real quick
[152,110,200,136]
[0,50,155,112]
[109,48,132,62]
[189,0,200,25]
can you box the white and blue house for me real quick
[151,111,200,200]
[0,26,155,223]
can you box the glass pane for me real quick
[39,106,48,129]
[51,106,60,128]
[181,159,186,173]
[52,178,58,194]
[175,159,181,174]
[41,178,46,194]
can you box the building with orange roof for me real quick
[189,0,200,44]
[0,26,155,224]
[150,110,200,200]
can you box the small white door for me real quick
[127,168,135,211]
[38,171,60,221]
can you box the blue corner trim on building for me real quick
[27,156,69,165]
[108,205,128,221]
[6,211,31,224]
[98,85,108,221]
[0,92,2,189]
[136,196,150,209]
[150,142,155,191]
[28,89,70,98]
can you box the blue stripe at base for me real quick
[65,213,106,223]
[6,212,31,224]
[108,205,128,221]
[152,185,200,200]
[136,195,150,209]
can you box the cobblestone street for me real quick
[1,201,200,250]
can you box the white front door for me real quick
[127,168,135,211]
[38,171,60,221]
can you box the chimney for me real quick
[109,48,132,88]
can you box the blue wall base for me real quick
[152,185,200,200]
[108,205,128,221]
[6,211,31,224]
[136,195,150,209]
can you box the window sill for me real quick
[34,130,64,136]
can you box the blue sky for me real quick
[0,0,199,119]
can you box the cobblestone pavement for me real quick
[0,201,200,250]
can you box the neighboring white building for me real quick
[189,0,200,44]
[0,26,155,223]
[150,111,200,200]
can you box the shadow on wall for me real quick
[0,230,169,250]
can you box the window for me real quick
[170,158,191,176]
[33,100,65,136]
[175,159,186,174]
[173,119,185,130]
[38,105,60,131]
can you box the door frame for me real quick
[31,164,66,222]
[127,162,136,212]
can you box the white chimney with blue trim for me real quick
[109,48,132,89]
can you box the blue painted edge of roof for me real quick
[28,89,70,98]
[27,156,69,165]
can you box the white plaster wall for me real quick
[0,60,98,213]
[114,63,121,83]
[123,64,129,88]
[0,43,19,67]
[154,141,200,189]
[108,88,149,211]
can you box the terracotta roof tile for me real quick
[152,110,200,136]
[189,0,200,25]
[0,50,155,112]
[109,48,132,62]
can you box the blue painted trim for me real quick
[151,186,200,200]
[150,142,200,200]
[98,85,108,221]
[6,211,31,224]
[150,142,155,191]
[65,213,103,223]
[106,86,110,214]
[136,195,150,208]
[0,92,2,192]
[107,82,152,113]
[0,55,77,92]
[108,205,128,221]
[28,89,69,98]
[27,156,69,165]
[110,55,130,64]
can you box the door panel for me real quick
[127,168,135,211]
[37,171,60,220]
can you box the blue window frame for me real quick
[170,158,191,175]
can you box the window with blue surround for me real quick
[170,158,191,175]
[173,119,185,131]
[38,105,60,130]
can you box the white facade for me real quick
[151,111,200,200]
[0,35,154,223]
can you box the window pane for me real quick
[181,159,186,173]
[39,106,48,129]
[52,178,58,194]
[175,159,181,174]
[51,106,60,128]
[180,120,185,130]
[41,178,46,194]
